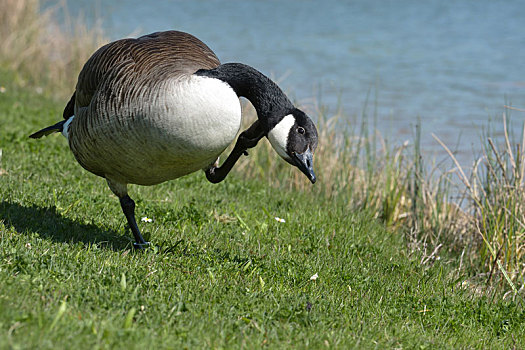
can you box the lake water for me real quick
[57,0,525,166]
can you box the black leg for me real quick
[119,195,150,249]
[205,121,265,183]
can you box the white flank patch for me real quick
[267,114,295,161]
[62,116,75,139]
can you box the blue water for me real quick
[56,0,525,165]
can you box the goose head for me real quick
[267,108,318,183]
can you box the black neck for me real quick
[195,63,294,131]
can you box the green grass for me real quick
[4,0,525,292]
[1,73,524,349]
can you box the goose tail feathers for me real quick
[30,92,76,139]
[29,120,67,139]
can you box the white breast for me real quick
[160,75,242,156]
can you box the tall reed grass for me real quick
[0,0,107,97]
[2,0,524,295]
[434,114,525,294]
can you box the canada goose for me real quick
[29,30,318,249]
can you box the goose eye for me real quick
[297,127,305,134]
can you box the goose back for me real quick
[73,31,221,109]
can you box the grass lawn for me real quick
[0,74,523,349]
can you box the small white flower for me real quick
[310,273,318,281]
[141,217,153,223]
[25,243,32,249]
[0,86,6,93]
[274,217,286,223]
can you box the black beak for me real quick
[292,148,316,184]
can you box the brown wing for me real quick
[69,30,221,115]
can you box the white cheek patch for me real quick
[267,114,295,161]
[62,116,75,139]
